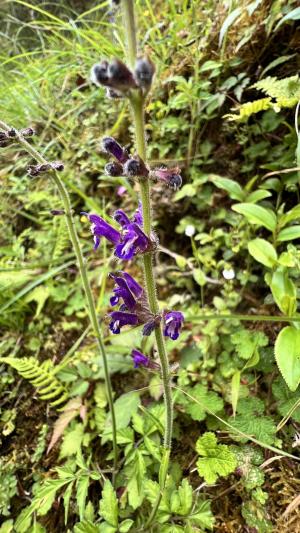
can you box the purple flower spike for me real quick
[109,311,138,334]
[102,137,128,163]
[109,276,137,310]
[82,213,120,250]
[114,209,131,227]
[163,311,184,340]
[131,349,160,370]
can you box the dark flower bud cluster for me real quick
[91,59,137,97]
[27,160,64,177]
[102,136,149,179]
[150,166,183,191]
[91,55,155,97]
[0,127,35,148]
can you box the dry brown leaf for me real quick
[47,396,82,454]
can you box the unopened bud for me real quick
[124,156,149,177]
[27,163,51,176]
[134,56,155,90]
[102,136,128,163]
[20,127,35,137]
[0,132,8,141]
[7,128,17,138]
[104,161,123,176]
[151,166,183,191]
[90,61,109,87]
[108,59,137,90]
[106,88,123,99]
[50,209,65,216]
[51,161,64,171]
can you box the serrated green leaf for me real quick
[99,480,118,527]
[63,480,74,525]
[60,423,84,458]
[248,238,277,267]
[177,478,193,516]
[74,522,101,533]
[196,432,237,484]
[76,475,90,521]
[275,326,300,391]
[179,384,223,421]
[232,203,276,232]
[189,499,214,529]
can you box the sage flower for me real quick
[82,205,151,260]
[131,349,160,370]
[163,311,184,340]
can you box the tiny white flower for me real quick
[185,224,195,237]
[222,268,235,280]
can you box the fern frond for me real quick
[253,75,300,108]
[225,98,272,121]
[0,357,68,407]
[52,217,69,261]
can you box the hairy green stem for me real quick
[122,0,173,525]
[0,120,118,482]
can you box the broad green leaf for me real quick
[275,326,300,391]
[189,499,214,529]
[279,205,300,227]
[63,480,74,525]
[277,226,300,242]
[268,269,297,316]
[246,190,272,203]
[232,203,276,232]
[211,176,244,201]
[99,480,118,527]
[103,392,140,441]
[231,371,241,417]
[196,432,237,484]
[193,268,206,287]
[248,238,277,267]
[74,522,101,533]
[177,384,224,421]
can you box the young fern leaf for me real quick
[0,357,69,407]
[52,216,70,261]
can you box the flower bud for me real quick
[51,161,64,171]
[90,61,109,87]
[104,161,123,176]
[20,127,35,137]
[102,136,128,163]
[151,166,182,190]
[7,128,17,138]
[108,59,137,90]
[134,56,155,90]
[106,88,124,99]
[124,156,149,178]
[50,209,65,215]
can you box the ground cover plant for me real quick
[1,0,300,531]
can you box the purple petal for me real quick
[163,311,184,340]
[122,272,143,298]
[85,213,121,245]
[131,349,150,368]
[109,311,138,334]
[114,209,131,228]
[112,277,136,310]
[132,201,143,226]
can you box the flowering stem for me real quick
[122,0,173,523]
[0,120,118,484]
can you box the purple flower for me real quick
[151,166,182,191]
[131,349,160,370]
[82,205,151,259]
[81,212,120,251]
[109,311,138,334]
[109,271,143,309]
[163,311,184,340]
